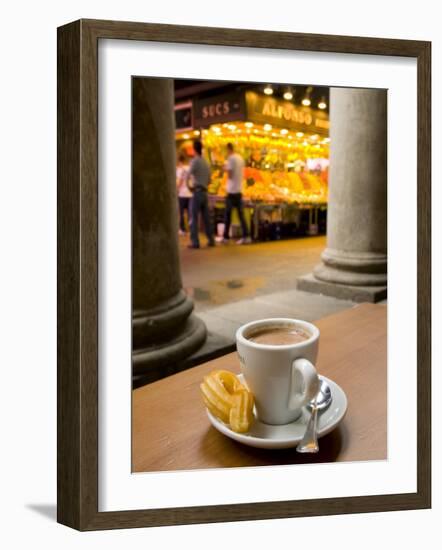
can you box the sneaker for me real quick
[215,236,229,244]
[236,237,252,245]
[207,241,216,247]
[178,229,186,236]
[187,244,200,249]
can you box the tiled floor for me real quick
[180,234,356,341]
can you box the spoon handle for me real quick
[296,406,319,453]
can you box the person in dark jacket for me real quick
[186,140,215,249]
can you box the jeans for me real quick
[190,191,214,247]
[223,193,249,239]
[178,197,190,232]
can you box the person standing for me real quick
[176,153,192,235]
[219,142,251,244]
[186,140,215,249]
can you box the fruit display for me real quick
[177,121,329,205]
[242,169,328,204]
[200,370,254,433]
[208,167,327,204]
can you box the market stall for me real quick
[175,88,329,241]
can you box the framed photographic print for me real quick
[57,19,431,530]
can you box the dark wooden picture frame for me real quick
[57,19,431,531]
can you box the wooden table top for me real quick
[132,303,387,472]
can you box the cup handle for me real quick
[288,358,320,411]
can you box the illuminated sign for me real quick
[193,92,245,127]
[179,90,329,135]
[245,91,329,135]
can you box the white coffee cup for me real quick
[236,318,320,425]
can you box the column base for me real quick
[133,313,207,376]
[297,273,387,303]
[315,248,387,286]
[133,330,235,388]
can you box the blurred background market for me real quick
[174,79,330,241]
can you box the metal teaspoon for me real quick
[296,379,332,453]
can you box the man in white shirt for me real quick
[219,142,251,244]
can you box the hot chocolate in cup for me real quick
[236,318,320,425]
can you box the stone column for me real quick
[298,88,387,302]
[132,78,206,377]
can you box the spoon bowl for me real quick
[307,378,332,411]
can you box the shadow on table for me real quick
[199,426,345,469]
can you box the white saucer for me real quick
[206,374,347,449]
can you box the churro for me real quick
[229,388,254,433]
[200,370,254,433]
